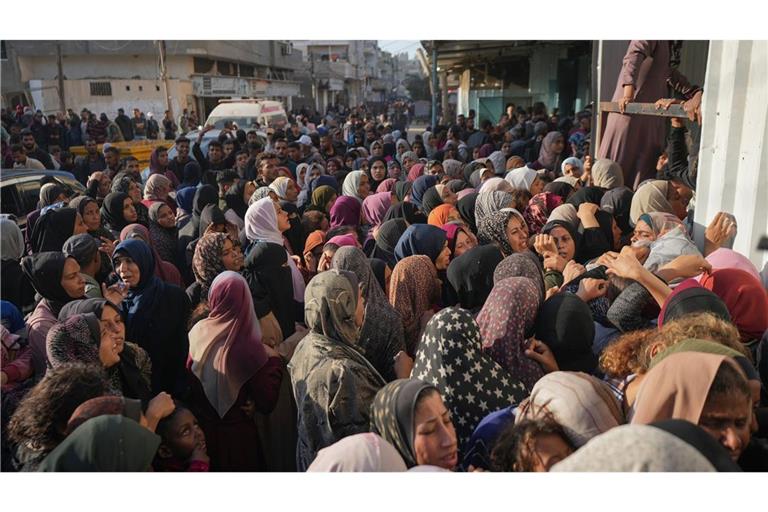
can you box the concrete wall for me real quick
[28,78,194,119]
[17,54,193,81]
[694,40,768,270]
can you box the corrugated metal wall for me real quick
[695,40,768,270]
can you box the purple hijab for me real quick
[362,192,393,228]
[330,196,362,229]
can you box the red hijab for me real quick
[699,268,768,343]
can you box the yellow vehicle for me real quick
[69,139,171,168]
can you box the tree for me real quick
[404,74,430,102]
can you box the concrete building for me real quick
[293,40,367,112]
[422,40,593,124]
[1,40,303,119]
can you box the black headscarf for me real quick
[370,218,408,269]
[659,286,731,326]
[30,207,79,253]
[181,185,219,239]
[366,156,388,191]
[382,202,427,225]
[446,244,504,312]
[279,200,306,259]
[100,193,131,233]
[600,186,634,235]
[420,187,443,216]
[534,292,597,373]
[650,420,741,472]
[37,184,65,210]
[393,181,413,203]
[21,252,82,315]
[369,378,437,468]
[242,241,296,339]
[541,220,585,263]
[566,186,605,208]
[369,258,387,292]
[456,192,478,233]
[224,181,249,220]
[543,181,574,202]
[198,203,227,239]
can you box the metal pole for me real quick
[158,41,173,119]
[431,44,438,129]
[56,43,66,113]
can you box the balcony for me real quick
[314,61,358,80]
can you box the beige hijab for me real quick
[591,158,624,190]
[629,180,674,226]
[631,352,746,425]
[307,433,407,472]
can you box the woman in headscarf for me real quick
[369,378,458,470]
[388,255,441,356]
[699,268,768,345]
[174,186,196,230]
[422,131,437,158]
[24,185,68,248]
[120,223,184,288]
[186,271,283,471]
[371,219,408,269]
[307,432,407,472]
[362,192,393,232]
[477,209,529,257]
[311,185,338,215]
[30,207,88,253]
[441,222,477,262]
[112,238,190,396]
[407,162,425,182]
[420,187,444,217]
[591,158,625,190]
[342,170,371,203]
[178,185,219,259]
[474,190,514,222]
[100,192,138,239]
[629,179,688,225]
[377,178,397,194]
[244,197,306,306]
[69,195,114,243]
[269,176,299,206]
[224,180,255,228]
[505,166,544,196]
[1,217,36,312]
[393,181,413,203]
[331,247,406,382]
[544,180,576,202]
[457,192,479,234]
[529,131,565,174]
[395,139,411,163]
[428,204,461,228]
[479,177,514,196]
[477,277,544,390]
[550,423,721,472]
[22,252,85,381]
[410,175,438,211]
[366,157,389,192]
[57,298,152,401]
[147,202,180,268]
[633,212,700,272]
[394,224,451,272]
[493,252,546,302]
[631,352,753,463]
[110,172,150,228]
[547,203,580,225]
[187,232,243,308]
[142,174,175,214]
[329,195,362,229]
[288,270,386,471]
[382,201,426,225]
[148,146,179,188]
[534,294,598,374]
[446,245,504,313]
[600,186,634,238]
[37,415,160,472]
[515,371,624,449]
[414,308,530,452]
[242,240,301,345]
[703,248,761,283]
[279,201,306,261]
[523,191,564,236]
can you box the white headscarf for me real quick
[505,166,538,191]
[1,216,25,261]
[342,170,366,202]
[307,433,407,472]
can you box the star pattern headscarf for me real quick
[477,277,544,390]
[412,307,528,452]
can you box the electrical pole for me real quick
[431,42,438,130]
[157,40,173,119]
[56,43,66,113]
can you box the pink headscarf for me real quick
[537,132,564,170]
[362,192,393,227]
[376,178,397,194]
[700,248,761,283]
[407,163,425,182]
[327,233,360,248]
[188,271,269,418]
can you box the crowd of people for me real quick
[1,83,767,472]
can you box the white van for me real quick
[205,99,288,131]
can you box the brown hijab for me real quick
[388,255,440,356]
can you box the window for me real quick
[156,85,160,91]
[89,81,112,96]
[194,57,214,74]
[1,185,20,217]
[126,85,131,91]
[1,40,7,61]
[217,60,235,76]
[240,64,254,77]
[17,179,43,214]
[139,85,143,91]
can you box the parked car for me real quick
[0,169,86,234]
